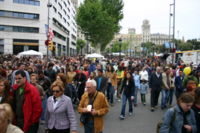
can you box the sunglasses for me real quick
[52,90,61,93]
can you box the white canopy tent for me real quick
[112,52,125,56]
[85,53,104,59]
[17,50,43,58]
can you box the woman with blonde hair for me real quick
[45,81,77,133]
[0,103,23,133]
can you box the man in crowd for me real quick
[95,69,108,94]
[78,79,109,133]
[13,70,42,133]
[149,67,162,112]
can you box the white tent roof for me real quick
[112,52,125,56]
[17,50,43,58]
[85,53,104,59]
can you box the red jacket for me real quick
[13,81,42,132]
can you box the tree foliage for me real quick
[76,0,123,52]
[111,41,128,52]
[76,39,86,54]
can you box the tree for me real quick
[76,0,123,53]
[76,39,86,55]
[187,39,200,49]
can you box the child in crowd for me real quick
[140,80,148,105]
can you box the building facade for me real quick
[110,19,170,55]
[0,0,77,56]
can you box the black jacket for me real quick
[149,72,162,90]
[120,78,135,97]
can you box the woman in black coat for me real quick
[119,72,135,120]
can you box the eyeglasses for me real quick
[52,90,61,93]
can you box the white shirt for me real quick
[52,96,61,110]
[139,70,149,81]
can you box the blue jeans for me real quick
[168,89,174,105]
[161,89,170,108]
[120,93,133,117]
[41,95,47,121]
[83,117,103,133]
[106,83,115,104]
[134,87,139,105]
[84,119,94,133]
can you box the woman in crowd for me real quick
[56,73,72,98]
[0,77,13,105]
[0,103,23,133]
[192,88,200,133]
[119,72,135,120]
[105,65,117,106]
[45,81,77,133]
[160,93,197,133]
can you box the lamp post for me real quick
[47,0,52,61]
[119,38,122,59]
[169,0,176,64]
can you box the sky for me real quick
[120,0,200,40]
[79,0,200,40]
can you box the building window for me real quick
[63,18,66,23]
[53,30,66,41]
[0,25,39,33]
[0,10,39,19]
[63,10,66,15]
[64,1,67,7]
[58,12,62,19]
[58,2,62,9]
[53,6,57,13]
[13,0,40,6]
[67,15,70,19]
[67,8,70,12]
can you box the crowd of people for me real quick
[0,54,199,133]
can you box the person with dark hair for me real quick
[38,70,51,97]
[74,68,87,100]
[119,72,135,120]
[95,69,108,94]
[175,70,185,99]
[12,70,42,133]
[10,63,30,86]
[105,65,117,106]
[160,93,197,133]
[44,62,56,83]
[192,88,200,133]
[0,77,13,105]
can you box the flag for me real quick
[48,28,54,40]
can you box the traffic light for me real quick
[45,40,50,46]
[48,41,54,51]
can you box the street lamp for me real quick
[119,38,122,59]
[169,0,176,63]
[47,0,52,61]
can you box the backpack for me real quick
[156,108,176,133]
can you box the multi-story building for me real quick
[0,0,77,56]
[142,19,151,43]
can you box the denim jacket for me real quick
[160,105,197,133]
